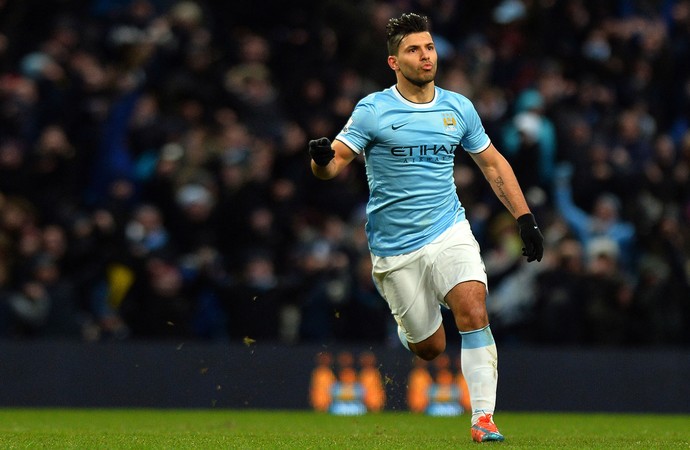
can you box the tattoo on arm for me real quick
[493,176,516,214]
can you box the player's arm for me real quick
[309,138,357,180]
[470,142,530,218]
[471,142,544,262]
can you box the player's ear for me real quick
[387,55,399,71]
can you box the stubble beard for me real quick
[401,66,436,88]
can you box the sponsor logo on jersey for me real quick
[390,143,459,157]
[390,144,458,163]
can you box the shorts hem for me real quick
[407,314,444,345]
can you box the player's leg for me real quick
[445,281,496,415]
[392,294,447,360]
[371,249,446,361]
[447,280,489,330]
[432,220,503,442]
[445,281,504,442]
[406,323,445,361]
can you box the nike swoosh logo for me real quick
[391,123,408,130]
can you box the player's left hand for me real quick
[517,213,544,262]
[308,137,335,167]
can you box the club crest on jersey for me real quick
[442,114,457,132]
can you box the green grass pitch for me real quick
[0,409,688,449]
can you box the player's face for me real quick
[391,32,437,87]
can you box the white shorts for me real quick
[371,220,487,344]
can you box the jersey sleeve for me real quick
[459,99,491,153]
[335,99,378,154]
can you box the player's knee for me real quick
[412,342,445,361]
[456,302,489,331]
[461,312,489,331]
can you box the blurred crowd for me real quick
[0,0,688,346]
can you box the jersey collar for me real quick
[392,85,438,108]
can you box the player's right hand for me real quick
[308,137,335,167]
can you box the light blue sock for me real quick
[460,325,498,424]
[460,325,495,350]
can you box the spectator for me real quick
[534,237,587,344]
[581,237,635,346]
[120,251,196,338]
[501,89,557,191]
[220,249,282,342]
[7,252,82,338]
[553,163,636,274]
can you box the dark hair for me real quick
[386,13,430,56]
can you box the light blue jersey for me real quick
[336,85,490,257]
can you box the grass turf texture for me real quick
[0,409,688,449]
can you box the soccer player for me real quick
[307,13,543,443]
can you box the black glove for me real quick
[517,213,544,262]
[308,137,335,167]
